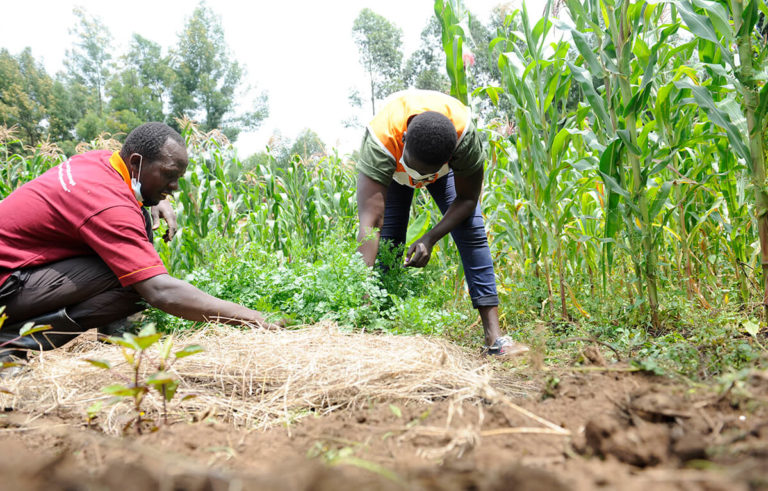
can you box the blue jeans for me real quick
[380,171,499,308]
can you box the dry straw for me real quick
[1,323,542,436]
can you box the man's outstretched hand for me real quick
[151,199,178,242]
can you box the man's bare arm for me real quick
[133,274,278,328]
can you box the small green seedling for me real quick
[0,306,53,393]
[85,323,203,434]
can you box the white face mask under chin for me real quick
[130,155,144,203]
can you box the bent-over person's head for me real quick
[403,111,458,172]
[120,122,189,206]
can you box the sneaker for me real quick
[485,336,530,357]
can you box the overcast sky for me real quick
[1,1,544,156]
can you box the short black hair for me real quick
[405,111,457,167]
[120,122,185,162]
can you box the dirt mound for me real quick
[1,328,767,490]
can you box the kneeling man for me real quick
[0,122,275,360]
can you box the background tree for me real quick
[46,80,91,154]
[0,48,53,146]
[403,17,450,91]
[352,8,405,115]
[107,34,174,134]
[171,2,268,141]
[64,7,113,118]
[288,128,327,164]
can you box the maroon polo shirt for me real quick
[0,150,167,288]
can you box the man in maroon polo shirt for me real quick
[0,122,276,361]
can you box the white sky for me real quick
[0,1,544,156]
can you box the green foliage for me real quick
[0,131,62,197]
[0,4,267,150]
[3,2,768,386]
[0,48,53,145]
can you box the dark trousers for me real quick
[0,255,144,334]
[380,171,499,308]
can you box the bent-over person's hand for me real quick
[150,199,178,242]
[404,237,434,268]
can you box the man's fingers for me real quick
[166,221,178,241]
[151,207,160,229]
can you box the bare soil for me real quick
[1,363,766,490]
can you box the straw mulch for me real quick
[0,323,535,435]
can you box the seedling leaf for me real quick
[84,359,111,370]
[175,344,204,359]
[19,322,52,336]
[86,401,103,419]
[102,384,145,397]
[161,381,179,401]
[160,336,174,360]
[134,333,163,350]
[147,371,174,385]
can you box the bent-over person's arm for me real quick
[356,173,388,267]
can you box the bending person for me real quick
[355,90,527,357]
[0,122,277,361]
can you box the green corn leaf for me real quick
[686,197,724,246]
[757,83,768,120]
[406,211,431,247]
[674,80,750,162]
[552,128,574,161]
[557,21,604,72]
[737,0,759,38]
[568,62,611,131]
[599,171,631,201]
[598,139,625,260]
[648,181,673,221]
[692,0,734,41]
[674,0,733,66]
[616,129,642,156]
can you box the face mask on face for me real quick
[130,155,144,203]
[399,154,440,185]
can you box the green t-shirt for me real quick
[356,121,487,186]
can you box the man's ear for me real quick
[127,153,142,174]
